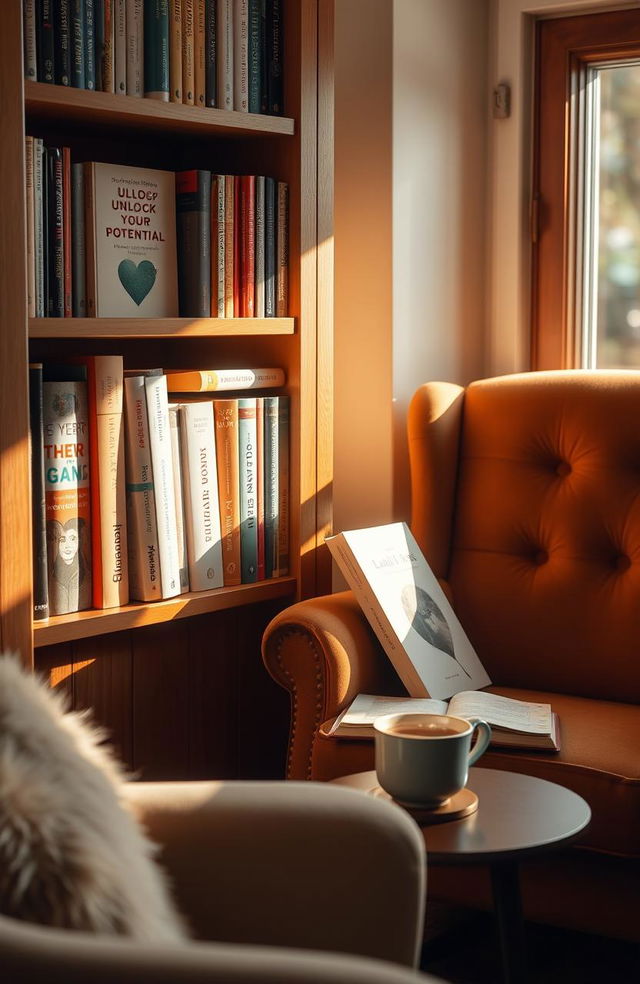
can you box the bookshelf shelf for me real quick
[24,81,296,138]
[29,317,296,339]
[33,577,297,648]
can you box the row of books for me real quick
[24,148,289,319]
[23,1,284,115]
[30,359,289,619]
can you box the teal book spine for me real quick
[144,0,170,99]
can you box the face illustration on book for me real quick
[400,584,472,679]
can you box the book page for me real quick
[332,694,448,732]
[447,691,552,734]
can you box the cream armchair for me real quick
[1,779,445,984]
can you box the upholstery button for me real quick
[556,461,572,477]
[534,550,549,566]
[615,555,631,572]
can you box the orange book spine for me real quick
[62,147,72,317]
[214,398,241,585]
[182,0,195,104]
[240,174,255,317]
[169,0,183,102]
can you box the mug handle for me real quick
[467,718,492,765]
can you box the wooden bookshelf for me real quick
[0,0,333,781]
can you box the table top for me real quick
[331,768,591,864]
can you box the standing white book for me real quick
[178,401,224,591]
[233,0,248,111]
[168,404,190,593]
[325,522,492,701]
[217,0,233,111]
[123,374,162,602]
[84,162,178,317]
[144,374,181,599]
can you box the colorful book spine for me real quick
[29,364,49,621]
[25,137,36,318]
[239,173,255,316]
[144,373,181,598]
[223,173,234,316]
[263,394,278,578]
[168,404,190,592]
[264,174,276,316]
[255,395,265,580]
[211,173,225,317]
[255,174,265,317]
[205,0,216,106]
[266,0,282,114]
[145,0,170,100]
[194,0,205,106]
[176,169,211,317]
[179,401,224,590]
[85,0,96,89]
[126,0,144,97]
[37,0,55,83]
[42,371,92,615]
[47,146,64,317]
[71,162,86,317]
[54,0,71,86]
[213,398,241,585]
[233,176,241,314]
[62,147,72,317]
[276,180,288,316]
[233,0,248,111]
[165,367,285,392]
[70,0,85,88]
[217,0,233,110]
[23,0,38,80]
[275,392,289,577]
[238,397,258,581]
[181,0,195,104]
[115,0,127,93]
[248,0,261,113]
[169,0,183,102]
[123,374,162,602]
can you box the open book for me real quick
[321,692,560,752]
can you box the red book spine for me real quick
[233,176,241,316]
[240,174,255,317]
[62,147,72,316]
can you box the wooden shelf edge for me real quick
[25,81,295,137]
[33,577,297,648]
[29,317,296,338]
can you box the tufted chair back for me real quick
[408,370,640,704]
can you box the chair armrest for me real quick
[262,591,405,779]
[122,779,426,969]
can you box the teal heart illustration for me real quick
[117,259,157,306]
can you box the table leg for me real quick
[490,861,528,984]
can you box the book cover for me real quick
[248,0,261,113]
[276,180,288,316]
[84,162,178,317]
[144,0,170,100]
[213,398,241,585]
[115,0,127,93]
[23,0,38,80]
[238,397,258,581]
[169,0,183,101]
[144,373,181,598]
[123,374,162,602]
[178,401,224,591]
[233,0,248,112]
[165,367,285,392]
[126,0,144,96]
[37,0,55,83]
[216,0,233,110]
[263,394,278,577]
[255,395,265,580]
[274,392,289,576]
[29,364,49,621]
[211,173,225,316]
[176,169,211,317]
[168,404,190,592]
[254,174,265,317]
[194,0,205,106]
[71,162,86,316]
[25,137,36,318]
[239,173,255,316]
[42,375,92,615]
[181,0,195,104]
[53,0,71,86]
[205,0,216,106]
[325,522,493,701]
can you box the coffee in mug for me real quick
[374,712,492,808]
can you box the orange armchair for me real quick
[262,371,640,942]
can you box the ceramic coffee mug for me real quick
[373,712,492,808]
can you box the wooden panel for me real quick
[25,81,295,138]
[187,612,239,779]
[0,1,32,664]
[72,635,134,768]
[35,643,74,704]
[29,318,296,339]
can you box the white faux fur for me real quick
[0,654,186,940]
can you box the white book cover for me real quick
[178,401,224,591]
[115,0,127,94]
[255,175,265,318]
[168,404,190,593]
[233,0,248,112]
[217,0,233,111]
[85,162,178,317]
[126,0,144,96]
[326,522,492,701]
[144,374,181,598]
[123,375,162,601]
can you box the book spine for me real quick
[238,397,258,582]
[240,173,255,316]
[248,0,261,113]
[62,147,72,317]
[168,404,190,592]
[264,174,275,316]
[123,375,162,601]
[223,173,234,316]
[233,0,248,112]
[169,0,182,102]
[144,0,170,100]
[37,0,55,83]
[29,364,49,621]
[233,175,240,315]
[213,398,241,585]
[102,0,115,91]
[204,0,216,106]
[47,146,64,317]
[255,395,265,580]
[71,162,86,316]
[114,0,126,93]
[266,0,282,114]
[179,401,224,590]
[83,162,97,316]
[93,0,105,90]
[194,0,205,106]
[211,173,225,317]
[25,137,36,318]
[254,174,265,317]
[42,378,92,615]
[42,143,50,314]
[54,0,71,85]
[176,169,211,317]
[165,367,285,392]
[85,0,96,89]
[126,0,143,97]
[181,0,194,104]
[274,392,289,577]
[70,0,85,88]
[263,395,278,578]
[216,0,233,111]
[24,0,38,80]
[144,374,181,598]
[34,139,44,317]
[276,180,288,316]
